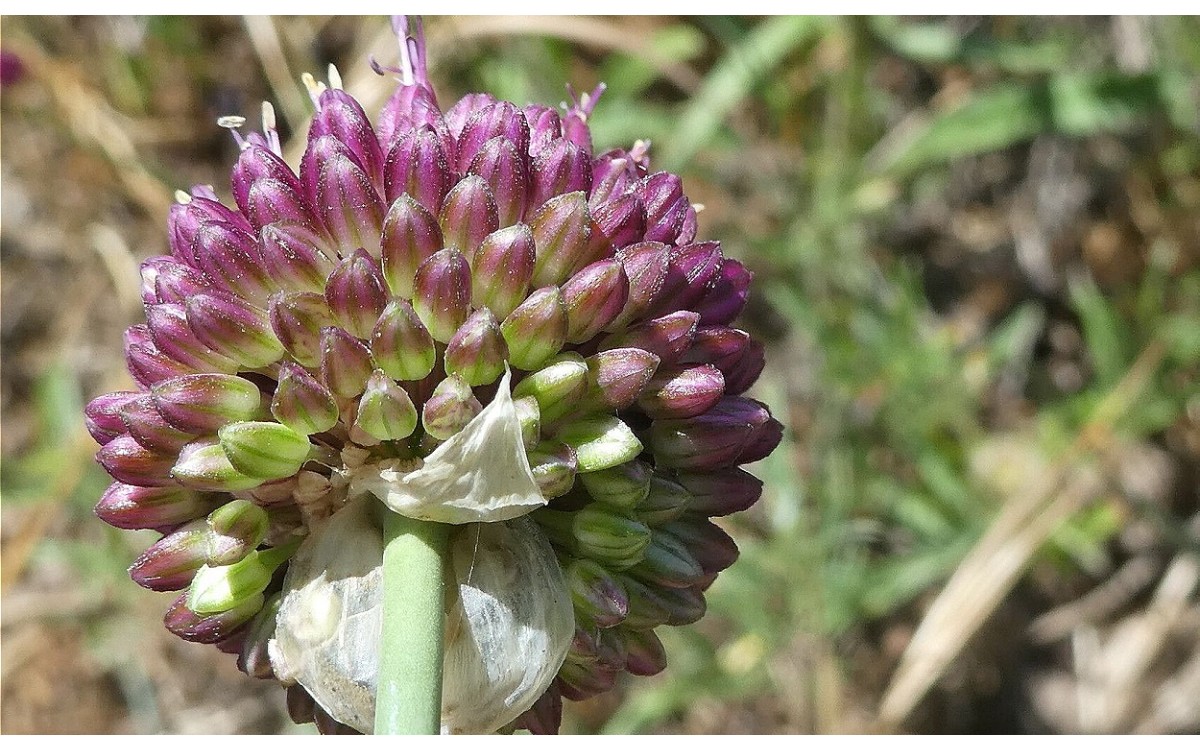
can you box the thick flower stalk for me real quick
[87,16,781,735]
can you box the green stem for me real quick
[375,512,450,735]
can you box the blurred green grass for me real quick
[2,15,1198,734]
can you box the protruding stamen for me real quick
[567,82,607,121]
[174,190,193,205]
[218,115,249,149]
[327,64,343,91]
[301,72,326,108]
[391,15,427,87]
[261,101,281,156]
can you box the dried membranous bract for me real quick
[87,16,782,734]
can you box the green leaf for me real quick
[1049,72,1161,137]
[880,84,1048,174]
[661,16,827,169]
[1069,274,1130,388]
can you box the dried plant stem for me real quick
[375,513,449,735]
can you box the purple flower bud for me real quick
[96,434,177,487]
[232,144,302,207]
[695,258,751,325]
[607,242,670,329]
[243,178,312,229]
[192,221,273,303]
[324,248,389,339]
[661,517,739,578]
[631,529,704,589]
[130,519,211,591]
[471,224,535,320]
[95,482,214,531]
[380,194,443,298]
[652,242,724,316]
[370,298,436,382]
[722,338,765,396]
[171,438,263,492]
[579,459,652,509]
[556,662,618,703]
[566,558,628,628]
[237,593,281,679]
[523,105,562,157]
[151,373,264,433]
[637,363,725,420]
[378,83,446,149]
[261,224,336,294]
[120,393,196,453]
[421,374,482,441]
[206,498,270,566]
[455,101,530,173]
[148,257,213,305]
[593,193,646,250]
[500,286,569,371]
[186,293,284,369]
[515,682,562,735]
[412,247,472,343]
[126,338,192,389]
[590,148,648,207]
[269,291,335,367]
[675,468,763,517]
[621,627,667,676]
[302,135,385,251]
[466,136,529,227]
[681,326,765,393]
[353,369,419,442]
[561,259,630,343]
[444,92,495,138]
[319,326,375,399]
[383,127,451,213]
[513,353,589,425]
[271,362,340,435]
[586,347,660,411]
[164,590,263,644]
[146,303,238,373]
[600,310,700,365]
[639,172,691,245]
[527,441,578,499]
[444,309,508,387]
[218,421,312,480]
[86,391,141,445]
[529,192,593,287]
[648,397,778,470]
[312,89,385,190]
[736,415,783,465]
[529,138,592,211]
[439,174,499,257]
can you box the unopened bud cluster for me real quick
[87,17,781,734]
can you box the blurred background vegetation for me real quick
[2,15,1198,734]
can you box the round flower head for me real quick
[87,16,782,735]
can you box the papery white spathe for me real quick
[350,369,546,524]
[269,497,573,734]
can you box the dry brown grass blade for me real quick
[242,15,311,133]
[877,340,1168,728]
[1076,545,1200,732]
[1,33,173,220]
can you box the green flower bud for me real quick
[218,421,312,480]
[557,415,643,473]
